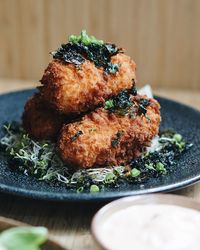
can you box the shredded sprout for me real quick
[0,123,191,192]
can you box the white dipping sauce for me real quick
[98,204,200,250]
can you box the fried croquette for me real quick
[57,95,161,169]
[22,94,66,140]
[40,53,136,114]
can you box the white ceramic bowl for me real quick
[91,194,200,250]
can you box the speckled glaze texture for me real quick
[0,89,200,202]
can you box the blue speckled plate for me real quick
[0,89,200,202]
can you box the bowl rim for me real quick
[1,90,200,202]
[91,194,200,250]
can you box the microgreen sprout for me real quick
[52,30,120,74]
[105,100,114,110]
[155,162,167,174]
[131,168,141,177]
[69,30,104,45]
[0,123,192,192]
[105,172,117,184]
[90,184,100,193]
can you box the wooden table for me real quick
[0,79,200,250]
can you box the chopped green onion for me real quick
[131,168,141,177]
[156,162,167,174]
[104,100,114,110]
[90,184,100,193]
[173,133,182,142]
[69,30,104,45]
[0,123,191,193]
[145,163,155,170]
[77,186,84,193]
[105,172,117,184]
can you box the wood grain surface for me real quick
[0,79,199,250]
[1,0,200,90]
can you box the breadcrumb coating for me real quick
[57,95,161,169]
[22,94,66,140]
[40,53,136,114]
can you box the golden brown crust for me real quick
[57,95,161,169]
[22,94,66,140]
[40,53,136,114]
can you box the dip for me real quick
[97,204,200,250]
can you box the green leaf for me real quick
[0,227,48,250]
[90,184,100,193]
[69,30,104,45]
[131,168,141,177]
[77,186,84,193]
[173,133,182,142]
[155,162,167,174]
[145,163,155,171]
[104,100,114,110]
[105,172,117,184]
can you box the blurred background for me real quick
[0,0,200,91]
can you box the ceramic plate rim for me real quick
[0,89,200,202]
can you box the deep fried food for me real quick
[22,94,66,140]
[40,53,136,114]
[57,95,161,169]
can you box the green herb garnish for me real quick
[69,30,104,45]
[104,90,133,115]
[173,133,182,142]
[105,172,117,184]
[104,90,151,119]
[155,162,167,174]
[77,186,84,193]
[90,184,100,193]
[51,30,121,74]
[131,168,141,177]
[0,227,48,250]
[105,99,114,110]
[0,123,192,192]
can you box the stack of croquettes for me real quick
[22,31,161,169]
